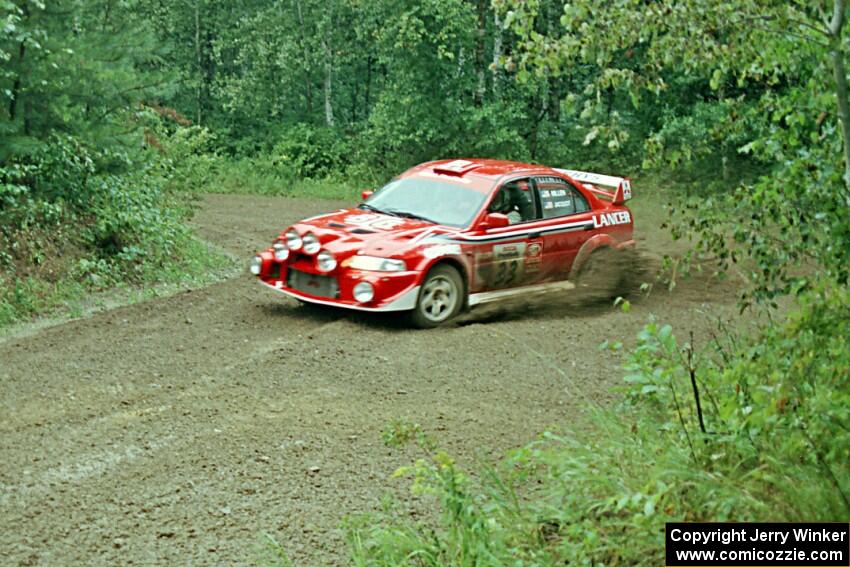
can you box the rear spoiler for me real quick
[554,168,632,205]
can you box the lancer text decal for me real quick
[593,211,631,228]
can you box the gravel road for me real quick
[0,193,740,565]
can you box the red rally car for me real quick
[250,159,635,327]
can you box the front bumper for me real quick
[260,279,420,312]
[256,255,421,312]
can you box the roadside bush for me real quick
[0,130,228,326]
[346,283,849,565]
[156,125,222,194]
[270,124,354,180]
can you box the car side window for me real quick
[535,177,590,218]
[487,178,538,224]
[572,186,590,213]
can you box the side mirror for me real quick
[361,190,374,200]
[480,212,510,230]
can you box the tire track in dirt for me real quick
[0,194,743,565]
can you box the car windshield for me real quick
[362,177,487,228]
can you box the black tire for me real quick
[575,247,625,302]
[409,264,465,328]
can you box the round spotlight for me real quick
[273,241,289,261]
[285,229,302,251]
[302,232,320,255]
[353,281,374,303]
[316,250,337,272]
[249,255,263,275]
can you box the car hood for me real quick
[289,208,452,258]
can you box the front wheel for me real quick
[409,264,465,328]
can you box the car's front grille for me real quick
[268,263,281,280]
[287,268,338,298]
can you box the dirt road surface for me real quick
[0,194,739,565]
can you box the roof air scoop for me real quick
[433,159,480,176]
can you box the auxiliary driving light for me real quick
[273,241,289,261]
[249,255,263,275]
[353,281,374,303]
[302,232,321,255]
[316,250,337,272]
[285,229,302,251]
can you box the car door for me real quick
[469,178,546,292]
[531,175,595,280]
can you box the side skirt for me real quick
[468,280,575,307]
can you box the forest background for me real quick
[2,1,848,563]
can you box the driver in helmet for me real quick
[489,179,534,224]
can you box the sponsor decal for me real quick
[592,210,631,228]
[474,243,527,288]
[525,243,542,274]
[493,243,525,259]
[423,244,461,259]
[344,213,407,230]
[621,180,632,200]
[484,243,528,287]
[536,176,562,185]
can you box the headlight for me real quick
[353,281,374,303]
[302,232,320,255]
[285,229,302,251]
[273,241,289,261]
[249,255,263,275]
[316,250,337,272]
[347,255,407,272]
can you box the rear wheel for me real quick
[409,264,464,328]
[575,247,625,302]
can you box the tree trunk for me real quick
[828,0,850,205]
[8,3,28,125]
[364,55,372,117]
[473,0,487,106]
[194,0,202,125]
[323,39,334,127]
[492,11,502,99]
[351,77,357,123]
[294,0,313,119]
[8,41,25,122]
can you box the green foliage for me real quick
[271,124,354,179]
[1,0,173,152]
[500,0,850,305]
[348,285,849,564]
[0,124,233,326]
[622,283,850,517]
